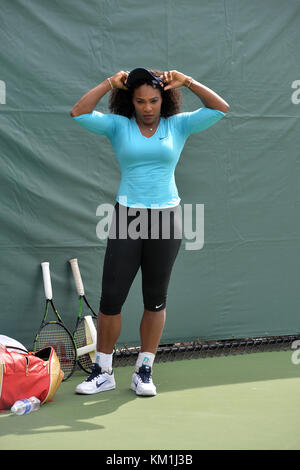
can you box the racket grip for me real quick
[41,262,53,300]
[85,315,97,344]
[69,258,85,296]
[77,315,97,357]
[77,343,96,357]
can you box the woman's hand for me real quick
[109,70,129,90]
[160,70,190,90]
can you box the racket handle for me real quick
[69,258,85,296]
[41,262,52,300]
[77,343,96,357]
[85,315,97,344]
[77,315,97,357]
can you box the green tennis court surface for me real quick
[1,350,299,450]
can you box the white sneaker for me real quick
[75,363,116,394]
[131,365,157,396]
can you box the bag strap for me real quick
[3,345,29,354]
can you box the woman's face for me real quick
[132,84,163,125]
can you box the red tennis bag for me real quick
[0,344,64,411]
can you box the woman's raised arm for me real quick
[161,70,230,113]
[70,71,129,117]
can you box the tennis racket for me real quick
[33,261,77,381]
[69,258,98,374]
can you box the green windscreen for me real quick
[0,0,299,348]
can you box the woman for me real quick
[70,68,229,396]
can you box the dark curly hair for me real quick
[108,69,183,118]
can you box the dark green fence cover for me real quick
[1,0,299,348]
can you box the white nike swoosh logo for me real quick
[155,303,164,309]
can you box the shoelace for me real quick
[137,365,152,383]
[85,363,102,382]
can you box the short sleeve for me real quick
[72,111,116,139]
[175,107,227,138]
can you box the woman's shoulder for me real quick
[165,111,191,128]
[167,107,227,137]
[112,112,130,119]
[78,111,130,121]
[110,113,132,126]
[166,110,192,122]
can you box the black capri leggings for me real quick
[99,202,182,315]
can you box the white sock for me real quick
[95,352,113,372]
[135,352,155,372]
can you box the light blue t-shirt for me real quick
[72,107,226,208]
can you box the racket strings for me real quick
[36,323,76,377]
[74,317,97,373]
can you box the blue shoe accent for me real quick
[85,363,102,382]
[137,365,152,383]
[75,363,115,394]
[131,364,157,396]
